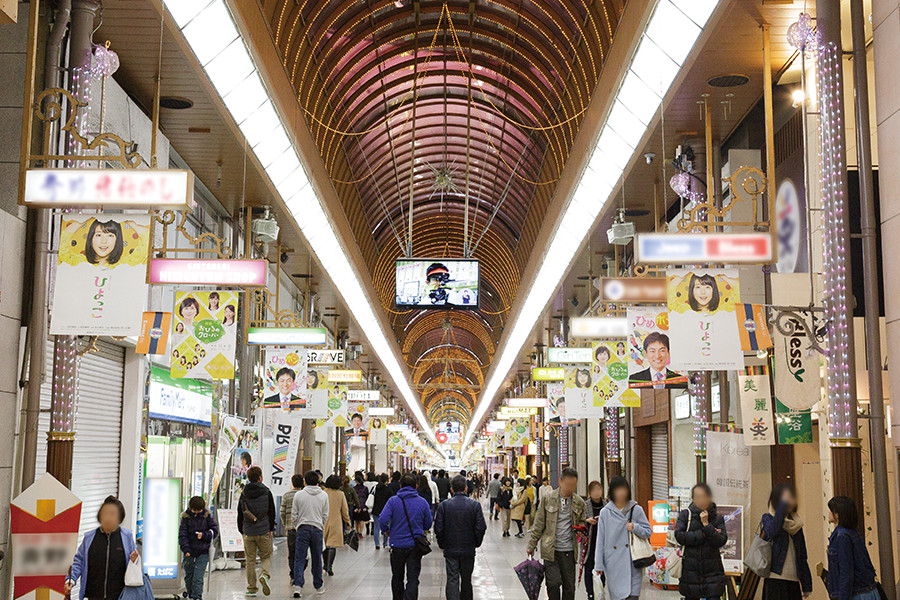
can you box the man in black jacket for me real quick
[237,467,276,596]
[434,476,487,600]
[435,470,451,502]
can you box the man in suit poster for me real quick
[627,306,688,389]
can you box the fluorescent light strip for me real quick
[165,0,437,447]
[462,0,720,447]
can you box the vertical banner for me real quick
[171,291,238,380]
[547,382,578,425]
[627,307,688,389]
[314,370,349,427]
[564,366,600,418]
[706,430,752,510]
[232,427,260,495]
[50,213,151,335]
[735,303,773,351]
[717,505,745,574]
[261,349,327,418]
[504,417,531,447]
[137,312,172,355]
[775,399,813,444]
[368,418,387,445]
[667,269,743,370]
[211,416,242,493]
[738,367,775,446]
[266,411,302,496]
[772,325,821,410]
[591,341,640,407]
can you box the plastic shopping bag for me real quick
[124,555,143,587]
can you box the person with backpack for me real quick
[379,474,433,600]
[178,496,219,600]
[236,467,276,596]
[673,483,728,600]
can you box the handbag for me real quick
[667,510,691,579]
[744,522,772,577]
[343,530,359,552]
[628,506,656,569]
[399,496,431,556]
[124,555,144,587]
[366,492,375,511]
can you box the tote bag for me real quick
[744,523,772,577]
[124,556,144,587]
[628,506,656,568]
[667,510,691,579]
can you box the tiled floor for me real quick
[206,502,680,600]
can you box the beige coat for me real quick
[324,488,350,548]
[511,485,529,521]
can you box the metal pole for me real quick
[762,24,779,265]
[849,0,894,592]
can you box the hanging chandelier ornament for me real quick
[669,171,704,204]
[92,43,121,78]
[787,13,820,57]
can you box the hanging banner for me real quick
[266,411,302,496]
[772,324,821,410]
[591,341,640,408]
[504,417,531,447]
[347,400,369,445]
[314,369,348,427]
[547,382,577,425]
[137,312,172,355]
[667,269,743,371]
[735,303,773,351]
[232,427,260,495]
[547,347,593,364]
[368,418,387,445]
[261,349,325,418]
[211,416,242,493]
[171,291,238,380]
[627,307,687,389]
[706,430,752,511]
[738,367,775,446]
[564,366,600,418]
[387,432,405,453]
[775,399,813,444]
[50,213,151,335]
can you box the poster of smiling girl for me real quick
[171,290,239,379]
[50,213,151,335]
[666,268,744,370]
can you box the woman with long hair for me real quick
[583,480,605,600]
[352,471,370,538]
[760,483,812,600]
[674,483,727,600]
[593,477,652,600]
[322,475,350,577]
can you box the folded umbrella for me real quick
[514,558,545,600]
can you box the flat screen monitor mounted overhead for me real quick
[395,259,480,309]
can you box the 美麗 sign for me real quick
[149,259,267,286]
[23,169,193,208]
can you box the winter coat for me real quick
[583,498,604,566]
[496,485,513,509]
[342,485,359,511]
[593,501,653,600]
[827,525,877,600]
[511,485,528,520]
[761,501,812,593]
[379,486,434,549]
[178,509,219,556]
[436,477,451,501]
[674,503,728,599]
[434,492,486,557]
[68,527,137,600]
[237,481,276,536]
[527,489,586,561]
[324,488,350,548]
[354,482,369,508]
[280,488,299,530]
[372,482,393,515]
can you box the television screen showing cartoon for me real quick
[395,259,480,308]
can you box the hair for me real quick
[418,474,430,492]
[642,331,670,353]
[341,475,351,488]
[574,368,591,388]
[208,291,219,302]
[607,476,632,502]
[367,471,377,482]
[292,473,305,488]
[451,475,467,493]
[378,473,389,484]
[401,473,418,488]
[351,413,363,423]
[768,482,797,510]
[391,471,401,481]
[432,469,438,475]
[275,367,295,382]
[493,473,500,479]
[691,482,713,500]
[247,466,262,483]
[241,451,252,466]
[595,346,611,363]
[85,219,124,264]
[438,470,446,478]
[587,480,603,495]
[178,297,201,319]
[460,470,467,477]
[688,273,720,311]
[560,467,578,481]
[224,304,235,316]
[325,474,342,490]
[97,495,126,524]
[827,496,859,530]
[355,472,365,485]
[188,496,206,512]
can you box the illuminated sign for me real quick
[369,407,396,416]
[307,349,344,364]
[148,367,212,426]
[635,233,773,264]
[246,327,327,345]
[547,347,592,363]
[143,478,181,580]
[327,369,362,383]
[597,277,667,303]
[531,367,565,381]
[570,317,629,338]
[149,259,267,286]
[23,169,193,208]
[499,406,538,417]
[347,390,379,401]
[505,398,549,408]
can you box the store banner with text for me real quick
[775,399,813,444]
[706,430,752,513]
[738,367,775,446]
[263,411,302,496]
[627,307,687,389]
[172,291,238,380]
[772,325,821,410]
[592,341,640,407]
[51,213,151,335]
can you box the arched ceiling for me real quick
[261,0,626,429]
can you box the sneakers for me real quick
[259,575,271,596]
[315,587,325,596]
[292,586,302,599]
[246,592,258,597]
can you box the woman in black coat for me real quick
[674,483,728,600]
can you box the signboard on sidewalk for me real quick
[218,509,244,552]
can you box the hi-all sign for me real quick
[328,369,362,383]
[531,367,565,381]
[635,233,772,264]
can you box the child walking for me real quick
[179,496,219,600]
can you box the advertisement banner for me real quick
[706,431,751,513]
[171,291,238,380]
[266,411,302,496]
[564,366,601,418]
[591,341,640,408]
[436,421,461,445]
[50,213,150,335]
[313,368,349,427]
[387,432,405,453]
[735,303,773,351]
[137,312,172,355]
[738,367,775,446]
[261,349,318,416]
[218,509,244,552]
[143,478,181,579]
[667,269,744,371]
[347,400,369,445]
[232,427,260,494]
[504,417,531,447]
[775,399,813,444]
[547,382,577,425]
[368,418,387,445]
[772,324,821,410]
[211,416,242,493]
[627,307,687,389]
[718,505,745,574]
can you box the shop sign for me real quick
[570,316,629,339]
[217,509,244,552]
[149,259,267,286]
[499,406,538,417]
[738,367,775,446]
[10,474,82,600]
[717,505,744,574]
[635,233,773,264]
[246,327,328,346]
[348,390,379,401]
[505,398,548,408]
[327,369,362,383]
[369,406,395,416]
[706,431,751,512]
[143,478,181,579]
[547,347,592,364]
[148,367,212,426]
[137,312,172,355]
[23,168,193,208]
[775,399,813,444]
[597,277,667,303]
[647,500,670,548]
[531,367,565,381]
[307,349,344,364]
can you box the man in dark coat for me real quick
[673,483,728,600]
[434,476,487,600]
[237,466,276,596]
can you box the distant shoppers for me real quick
[380,474,434,600]
[389,471,403,494]
[760,483,812,600]
[827,496,879,600]
[674,483,727,600]
[280,474,303,583]
[487,473,502,520]
[435,470,451,502]
[523,477,535,530]
[364,472,378,535]
[373,472,394,549]
[353,472,370,538]
[510,478,529,538]
[538,477,553,509]
[237,466,276,596]
[435,475,487,600]
[527,467,586,600]
[428,475,440,513]
[582,481,604,600]
[179,496,219,600]
[341,475,360,517]
[291,471,329,598]
[66,496,139,600]
[593,476,652,600]
[417,473,434,511]
[322,475,351,577]
[496,477,514,536]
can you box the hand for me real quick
[700,510,709,526]
[586,517,598,525]
[526,548,534,558]
[716,528,722,534]
[130,550,139,562]
[593,570,603,579]
[196,532,203,539]
[65,582,74,594]
[626,522,634,532]
[185,553,191,557]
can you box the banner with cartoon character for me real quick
[171,291,238,380]
[591,341,640,408]
[627,307,688,389]
[667,269,743,371]
[50,213,151,335]
[504,417,531,447]
[314,370,349,427]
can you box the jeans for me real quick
[544,551,576,600]
[390,547,422,600]
[286,529,296,580]
[444,555,475,600]
[373,515,383,547]
[242,534,273,593]
[293,525,324,590]
[182,553,209,600]
[489,497,497,517]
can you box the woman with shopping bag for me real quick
[759,483,812,600]
[673,483,728,600]
[592,477,652,600]
[65,496,140,600]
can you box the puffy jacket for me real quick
[761,502,812,593]
[674,503,727,599]
[827,526,877,600]
[373,482,394,515]
[379,486,433,548]
[434,492,486,556]
[179,509,219,556]
[237,481,276,536]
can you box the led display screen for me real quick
[395,259,480,308]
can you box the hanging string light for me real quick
[689,372,707,455]
[787,13,820,57]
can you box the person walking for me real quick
[372,472,394,549]
[435,470,451,502]
[496,477,514,537]
[179,496,219,600]
[428,475,440,514]
[510,478,529,538]
[364,472,378,535]
[341,475,360,517]
[352,472,370,538]
[487,473,502,520]
[237,466,276,596]
[280,474,303,583]
[583,481,605,600]
[388,471,403,495]
[593,476,652,600]
[538,477,553,510]
[826,496,880,600]
[379,474,434,600]
[322,475,351,577]
[66,496,139,600]
[291,471,329,598]
[760,483,812,600]
[674,483,728,600]
[435,475,487,600]
[527,467,586,600]
[523,477,536,530]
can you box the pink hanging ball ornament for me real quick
[92,44,120,78]
[787,13,820,56]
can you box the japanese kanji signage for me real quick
[738,366,775,446]
[706,431,751,515]
[23,169,193,208]
[775,399,813,444]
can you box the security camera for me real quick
[644,152,656,165]
[571,295,579,308]
[280,252,289,264]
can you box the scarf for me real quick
[769,508,804,535]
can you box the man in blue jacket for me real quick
[379,474,433,600]
[434,476,486,600]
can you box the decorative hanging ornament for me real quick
[787,13,820,57]
[92,43,120,78]
[669,171,704,204]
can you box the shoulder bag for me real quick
[744,521,772,577]
[667,509,691,579]
[399,496,432,556]
[629,505,656,569]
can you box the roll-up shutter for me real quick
[650,422,669,501]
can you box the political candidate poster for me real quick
[627,307,687,389]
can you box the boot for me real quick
[325,548,336,576]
